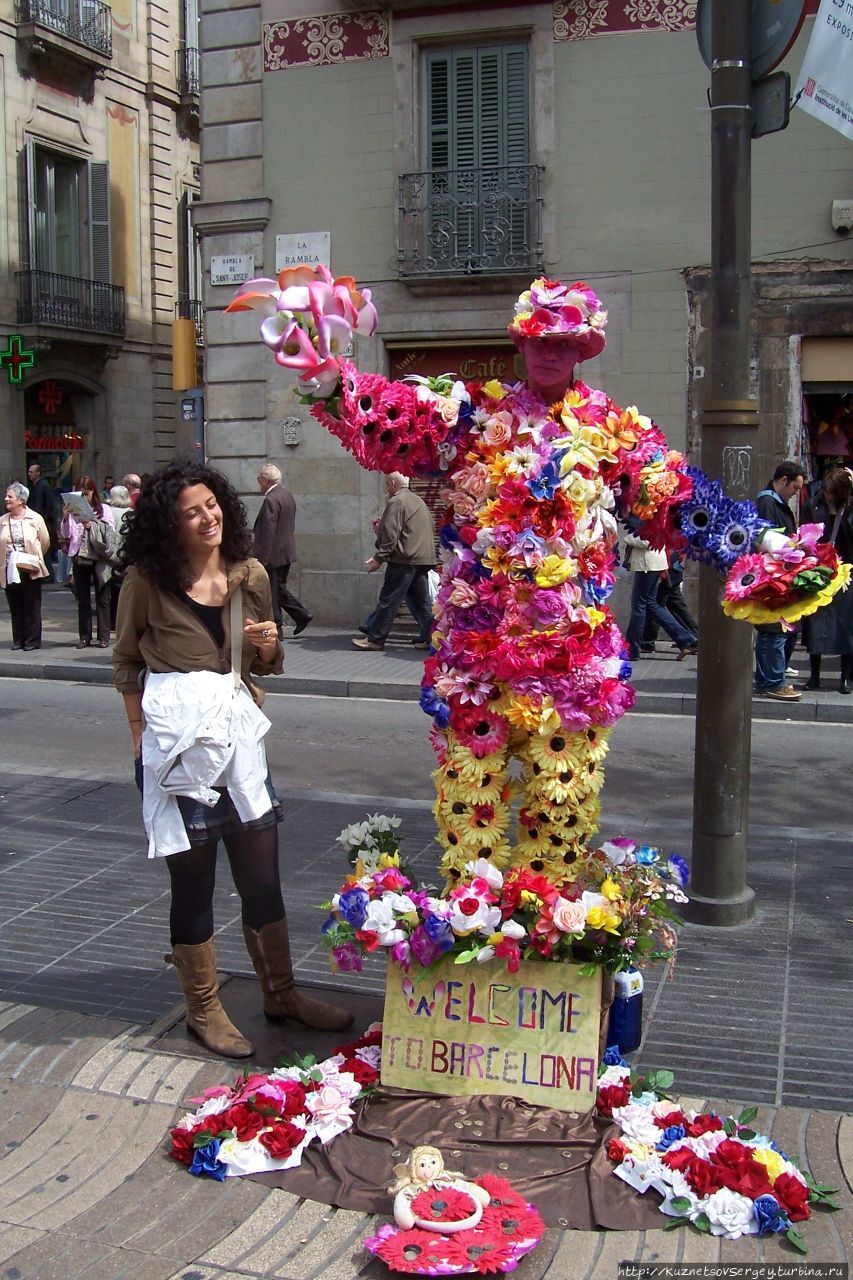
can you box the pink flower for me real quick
[551,896,586,934]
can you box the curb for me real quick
[1,658,851,721]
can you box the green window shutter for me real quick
[426,52,451,171]
[425,44,529,171]
[504,46,529,168]
[88,161,111,283]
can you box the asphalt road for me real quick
[5,677,847,836]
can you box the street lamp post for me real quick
[687,0,757,926]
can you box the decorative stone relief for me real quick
[263,11,389,71]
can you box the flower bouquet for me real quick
[321,815,688,977]
[723,522,851,626]
[597,1062,840,1254]
[168,1026,381,1180]
[224,263,377,397]
[364,1174,545,1276]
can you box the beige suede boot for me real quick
[166,939,254,1059]
[243,918,353,1032]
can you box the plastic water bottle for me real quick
[607,967,644,1054]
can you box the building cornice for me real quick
[192,197,271,235]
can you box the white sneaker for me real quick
[785,666,798,677]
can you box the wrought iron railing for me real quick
[16,0,112,58]
[17,270,125,336]
[177,45,200,96]
[398,164,544,278]
[177,296,204,346]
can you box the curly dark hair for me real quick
[118,458,252,592]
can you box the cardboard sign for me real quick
[381,955,602,1110]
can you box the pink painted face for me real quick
[515,335,582,397]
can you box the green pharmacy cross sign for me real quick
[1,334,37,385]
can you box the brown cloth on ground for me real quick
[247,1085,663,1230]
[246,974,662,1230]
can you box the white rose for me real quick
[703,1188,758,1239]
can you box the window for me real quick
[23,142,111,282]
[399,42,540,276]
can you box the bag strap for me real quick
[230,586,243,690]
[829,508,844,547]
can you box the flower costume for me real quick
[227,269,849,889]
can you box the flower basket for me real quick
[381,953,603,1110]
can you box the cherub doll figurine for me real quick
[228,268,836,889]
[389,1145,491,1233]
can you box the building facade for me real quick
[196,0,853,625]
[0,0,201,493]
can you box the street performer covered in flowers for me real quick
[227,269,849,894]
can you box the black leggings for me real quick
[165,823,286,945]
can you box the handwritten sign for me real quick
[275,231,331,273]
[381,955,602,1110]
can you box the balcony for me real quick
[177,296,204,347]
[17,270,125,337]
[398,164,544,279]
[177,45,199,97]
[16,0,112,68]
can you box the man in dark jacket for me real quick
[353,473,435,651]
[26,463,59,578]
[753,459,805,701]
[253,462,312,637]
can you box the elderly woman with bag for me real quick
[113,458,351,1059]
[60,474,116,648]
[1,482,50,650]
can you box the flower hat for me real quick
[508,277,608,360]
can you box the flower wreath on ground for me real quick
[321,814,688,976]
[597,1055,840,1254]
[364,1174,545,1276]
[168,1026,382,1179]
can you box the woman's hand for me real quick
[243,619,279,661]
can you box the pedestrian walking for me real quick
[60,475,116,648]
[352,473,435,651]
[754,461,805,700]
[641,551,698,651]
[252,462,312,637]
[113,458,350,1059]
[801,466,853,695]
[107,484,133,631]
[1,482,50,650]
[623,529,698,662]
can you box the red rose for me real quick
[222,1102,266,1142]
[606,1137,629,1163]
[684,1114,723,1138]
[711,1138,754,1172]
[773,1172,811,1222]
[654,1110,686,1130]
[724,1161,772,1199]
[355,928,381,952]
[686,1158,727,1198]
[169,1127,195,1165]
[258,1118,304,1160]
[341,1055,378,1086]
[662,1147,696,1174]
[596,1083,631,1117]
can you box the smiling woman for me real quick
[112,458,352,1059]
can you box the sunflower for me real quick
[453,708,510,759]
[524,730,588,775]
[461,798,511,845]
[439,736,508,787]
[580,724,611,765]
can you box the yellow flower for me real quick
[482,545,513,576]
[586,905,622,933]
[534,554,575,588]
[601,877,621,902]
[587,607,605,628]
[502,695,555,734]
[482,379,505,400]
[752,1148,787,1182]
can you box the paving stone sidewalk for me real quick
[0,775,850,1278]
[2,585,852,723]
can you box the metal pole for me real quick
[687,0,757,926]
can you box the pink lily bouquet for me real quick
[225,263,378,397]
[321,814,689,976]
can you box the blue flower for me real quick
[188,1139,228,1181]
[636,844,660,866]
[419,686,450,728]
[338,887,369,930]
[655,1125,686,1151]
[603,1045,628,1067]
[705,500,770,571]
[423,913,456,954]
[440,523,461,549]
[753,1194,790,1235]
[582,577,614,605]
[527,462,561,500]
[667,853,690,887]
[618,660,633,682]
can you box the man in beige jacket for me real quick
[352,472,436,651]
